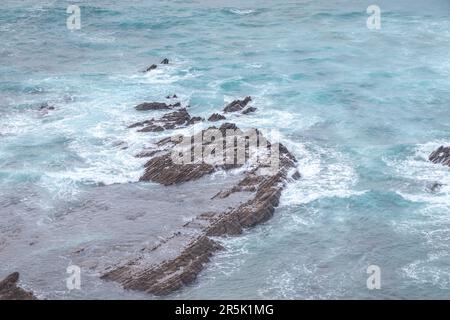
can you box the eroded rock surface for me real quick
[223,96,252,113]
[208,113,226,121]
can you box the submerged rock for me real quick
[0,272,36,300]
[144,64,157,72]
[429,146,450,166]
[428,182,444,193]
[39,103,55,111]
[161,58,169,64]
[223,96,252,113]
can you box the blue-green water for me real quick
[1,0,450,299]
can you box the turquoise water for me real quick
[1,0,450,299]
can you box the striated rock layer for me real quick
[102,97,300,295]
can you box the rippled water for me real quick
[1,0,450,299]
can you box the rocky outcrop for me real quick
[144,58,169,72]
[429,146,450,166]
[129,108,191,132]
[242,106,257,115]
[187,116,203,125]
[0,272,36,300]
[208,113,226,121]
[102,100,300,295]
[223,96,252,113]
[144,64,157,73]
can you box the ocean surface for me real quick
[1,0,450,299]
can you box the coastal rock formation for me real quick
[187,116,203,125]
[0,272,36,300]
[161,58,169,64]
[429,146,450,166]
[208,113,226,121]
[223,96,252,113]
[129,108,191,132]
[242,106,257,115]
[102,102,300,295]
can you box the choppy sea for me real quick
[1,0,450,299]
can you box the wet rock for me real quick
[223,96,252,113]
[428,182,444,193]
[144,64,157,72]
[161,108,190,126]
[187,116,203,125]
[166,94,178,99]
[39,103,55,111]
[242,106,257,115]
[138,125,165,133]
[161,58,169,64]
[140,153,215,185]
[429,146,450,166]
[135,102,172,111]
[208,113,226,121]
[134,108,191,132]
[110,97,300,296]
[0,272,36,300]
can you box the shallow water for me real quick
[1,0,450,299]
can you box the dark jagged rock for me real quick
[208,113,226,122]
[133,108,191,132]
[166,94,178,99]
[429,146,450,166]
[135,102,172,111]
[144,64,157,72]
[187,116,203,125]
[0,272,36,300]
[223,96,252,113]
[161,108,190,126]
[138,125,165,132]
[242,106,257,115]
[161,58,169,64]
[106,118,300,295]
